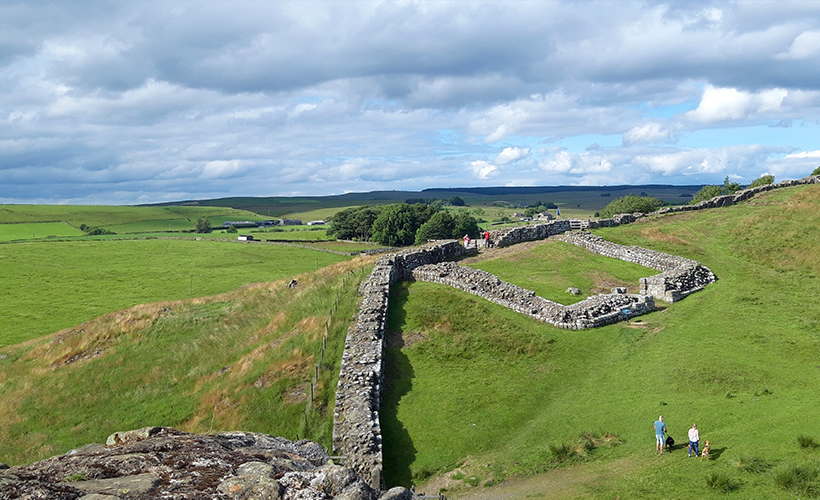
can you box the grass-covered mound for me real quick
[0,239,352,347]
[0,257,374,466]
[382,184,820,499]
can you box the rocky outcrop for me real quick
[410,261,656,329]
[0,426,398,500]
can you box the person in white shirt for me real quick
[688,424,700,457]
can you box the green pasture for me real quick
[462,240,652,303]
[0,258,371,466]
[0,239,351,347]
[0,222,84,241]
[0,204,265,235]
[382,184,820,499]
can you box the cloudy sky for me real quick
[2,1,820,204]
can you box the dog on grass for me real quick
[665,435,675,452]
[701,441,710,461]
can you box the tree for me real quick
[452,211,480,239]
[371,204,434,246]
[327,206,382,241]
[449,196,465,206]
[226,225,238,233]
[599,195,665,218]
[415,211,456,244]
[691,185,725,204]
[195,218,212,233]
[723,176,741,194]
[812,165,820,176]
[747,174,775,189]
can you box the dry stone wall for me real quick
[333,241,468,490]
[554,232,716,303]
[410,261,655,329]
[656,175,820,215]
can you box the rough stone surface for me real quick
[377,486,414,500]
[0,427,375,500]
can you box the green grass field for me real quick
[0,257,373,466]
[381,184,820,499]
[0,239,352,347]
[0,204,267,236]
[0,222,85,241]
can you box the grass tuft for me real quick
[732,455,773,474]
[798,435,820,449]
[705,472,740,492]
[774,464,820,497]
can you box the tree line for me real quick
[326,203,480,246]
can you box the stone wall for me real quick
[554,232,716,302]
[332,241,468,489]
[656,175,820,215]
[410,261,656,329]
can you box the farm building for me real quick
[237,235,254,241]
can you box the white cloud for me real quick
[685,86,753,123]
[470,160,497,179]
[685,85,789,123]
[785,150,820,159]
[779,30,820,60]
[494,146,530,165]
[201,160,242,179]
[623,123,671,145]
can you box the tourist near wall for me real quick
[333,174,818,491]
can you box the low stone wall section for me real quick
[553,232,716,303]
[410,261,656,329]
[656,175,820,215]
[332,241,468,489]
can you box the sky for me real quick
[2,1,820,205]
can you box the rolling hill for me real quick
[1,183,818,499]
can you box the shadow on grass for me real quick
[381,283,418,488]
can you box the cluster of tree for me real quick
[195,218,213,233]
[690,175,775,204]
[527,201,558,209]
[812,165,820,176]
[79,224,116,236]
[327,203,480,246]
[403,195,465,207]
[598,195,666,218]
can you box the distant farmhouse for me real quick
[306,220,325,226]
[237,235,254,241]
[222,221,259,228]
[279,218,303,226]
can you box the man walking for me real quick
[654,415,667,453]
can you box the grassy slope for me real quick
[0,239,351,347]
[382,185,820,499]
[0,205,267,235]
[0,257,375,466]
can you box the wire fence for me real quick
[296,267,363,441]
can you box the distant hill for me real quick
[144,184,706,216]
